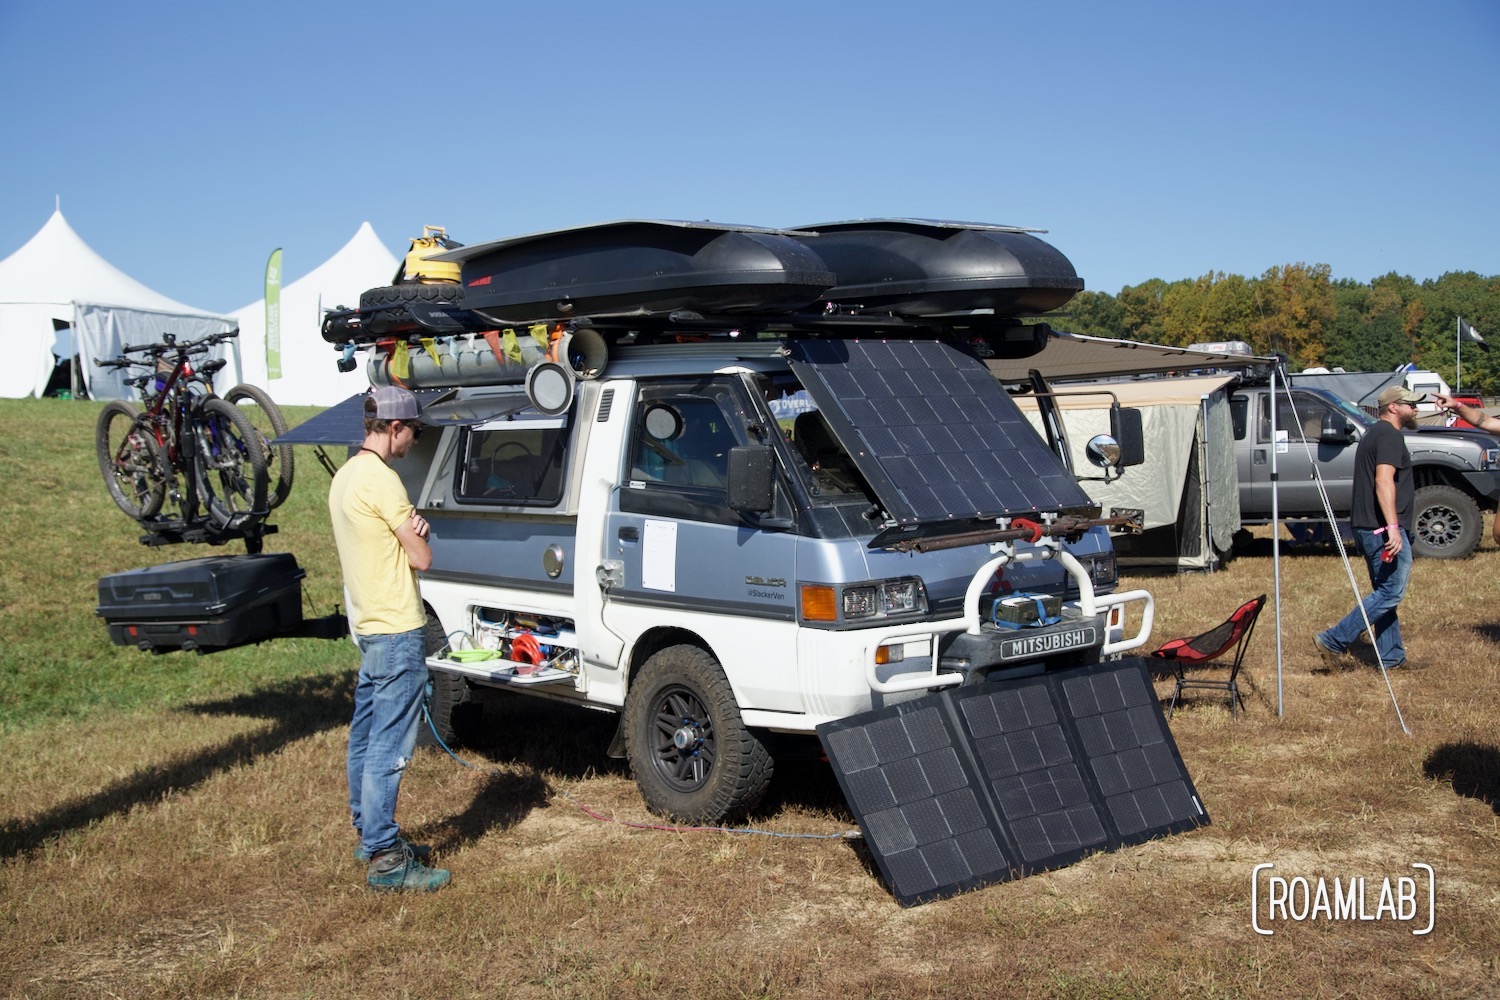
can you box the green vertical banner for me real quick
[265,248,283,380]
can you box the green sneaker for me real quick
[366,843,451,893]
[1313,634,1354,670]
[355,836,431,864]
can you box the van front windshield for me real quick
[759,375,873,500]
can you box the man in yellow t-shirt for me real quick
[330,385,450,892]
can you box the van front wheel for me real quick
[624,645,772,825]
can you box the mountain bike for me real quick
[221,382,295,510]
[94,332,268,531]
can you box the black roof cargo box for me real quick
[789,219,1084,316]
[433,220,836,324]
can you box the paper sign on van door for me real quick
[1275,430,1289,454]
[642,519,677,592]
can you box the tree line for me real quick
[1056,267,1500,394]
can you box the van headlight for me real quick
[800,577,928,625]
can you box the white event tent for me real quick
[223,222,398,407]
[0,209,237,399]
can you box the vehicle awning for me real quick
[273,388,532,446]
[273,393,370,446]
[987,331,1274,382]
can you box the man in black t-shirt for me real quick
[1314,386,1423,670]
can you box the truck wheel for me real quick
[418,612,481,748]
[1411,484,1481,559]
[623,644,773,824]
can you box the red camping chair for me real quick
[1151,594,1266,718]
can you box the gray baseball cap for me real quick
[370,385,420,420]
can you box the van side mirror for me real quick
[727,445,776,514]
[1320,413,1353,444]
[1085,435,1123,470]
[1110,406,1145,467]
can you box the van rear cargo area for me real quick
[97,553,305,652]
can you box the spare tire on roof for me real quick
[358,282,466,335]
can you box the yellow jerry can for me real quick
[403,225,462,283]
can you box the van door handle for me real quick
[618,527,639,542]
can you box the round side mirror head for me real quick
[524,361,575,415]
[1086,433,1122,469]
[644,403,684,441]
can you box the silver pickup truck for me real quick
[1230,382,1500,558]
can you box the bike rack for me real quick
[135,517,277,555]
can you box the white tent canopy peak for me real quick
[0,208,235,399]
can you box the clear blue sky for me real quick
[2,0,1496,316]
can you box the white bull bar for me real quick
[865,545,1154,695]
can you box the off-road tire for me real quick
[223,384,295,509]
[192,397,268,530]
[96,401,167,519]
[1411,484,1481,559]
[359,282,464,335]
[623,644,773,824]
[418,611,481,748]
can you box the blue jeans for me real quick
[347,627,427,857]
[1321,527,1411,665]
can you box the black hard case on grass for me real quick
[97,553,305,651]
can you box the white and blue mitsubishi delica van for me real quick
[308,219,1155,825]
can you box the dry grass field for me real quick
[2,398,1499,998]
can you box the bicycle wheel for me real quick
[96,401,167,519]
[223,383,295,509]
[192,397,268,529]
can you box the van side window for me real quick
[455,423,569,505]
[628,384,744,493]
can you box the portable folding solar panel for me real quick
[817,657,1210,906]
